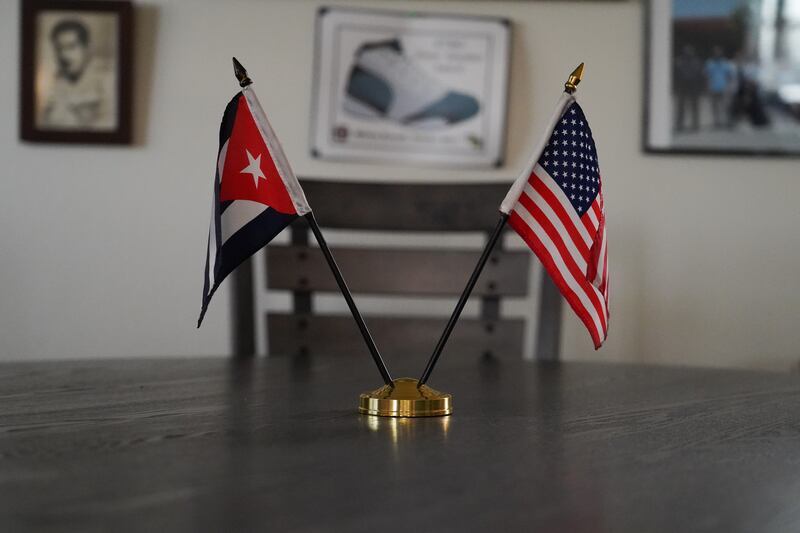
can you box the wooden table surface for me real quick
[1,354,799,532]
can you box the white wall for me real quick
[1,0,798,370]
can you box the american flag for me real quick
[501,98,608,348]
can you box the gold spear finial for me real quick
[564,62,584,94]
[232,57,252,88]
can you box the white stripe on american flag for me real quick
[519,183,588,273]
[517,173,609,325]
[511,209,606,341]
[533,164,593,247]
[513,167,609,345]
[586,203,599,231]
[519,197,608,334]
[602,237,609,297]
[593,225,607,288]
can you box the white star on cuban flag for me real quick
[240,149,267,189]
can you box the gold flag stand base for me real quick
[358,378,452,417]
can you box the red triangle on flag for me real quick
[219,95,297,215]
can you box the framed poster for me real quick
[20,0,133,144]
[311,7,511,167]
[645,0,800,156]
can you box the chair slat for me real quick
[267,245,529,297]
[267,313,524,360]
[302,180,510,232]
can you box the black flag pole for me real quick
[418,215,508,385]
[417,63,585,387]
[305,212,394,386]
[232,58,394,387]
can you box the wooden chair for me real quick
[232,179,562,361]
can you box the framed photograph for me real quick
[645,0,800,155]
[20,0,133,144]
[310,6,511,167]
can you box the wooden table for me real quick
[1,354,799,532]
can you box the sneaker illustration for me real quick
[343,38,480,128]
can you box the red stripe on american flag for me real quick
[523,202,607,331]
[516,197,608,334]
[586,223,603,291]
[530,167,593,246]
[582,200,600,236]
[509,211,605,348]
[600,227,609,297]
[527,174,591,260]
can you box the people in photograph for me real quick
[673,45,704,132]
[729,51,771,128]
[40,19,112,129]
[704,46,735,128]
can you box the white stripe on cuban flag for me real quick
[206,139,230,294]
[221,200,270,244]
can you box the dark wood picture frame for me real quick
[19,0,133,144]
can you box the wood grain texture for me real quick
[2,356,800,533]
[267,245,529,296]
[267,314,524,360]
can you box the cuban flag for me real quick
[198,85,310,326]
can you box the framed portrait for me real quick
[310,6,511,168]
[645,0,800,155]
[20,0,133,144]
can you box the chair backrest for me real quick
[233,179,561,361]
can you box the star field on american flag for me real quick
[538,103,599,216]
